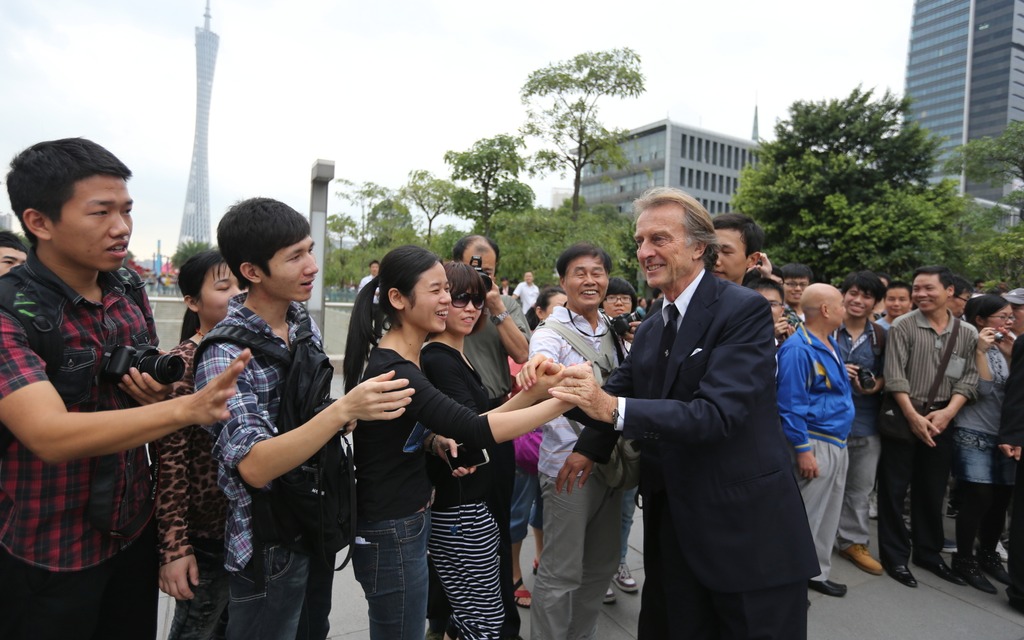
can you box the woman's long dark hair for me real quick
[177,249,229,342]
[526,285,565,330]
[965,294,1010,329]
[344,245,441,392]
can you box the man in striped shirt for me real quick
[878,265,979,588]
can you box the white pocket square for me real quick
[689,348,703,357]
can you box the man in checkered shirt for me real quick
[0,138,248,640]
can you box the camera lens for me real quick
[136,352,186,385]
[857,368,875,391]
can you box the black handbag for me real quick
[877,318,960,442]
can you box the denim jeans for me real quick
[168,539,229,640]
[353,510,430,640]
[226,545,309,640]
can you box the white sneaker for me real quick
[614,562,639,593]
[603,586,616,604]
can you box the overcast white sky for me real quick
[0,0,913,260]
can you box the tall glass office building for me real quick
[179,2,219,246]
[906,0,1024,202]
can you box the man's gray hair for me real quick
[633,187,719,270]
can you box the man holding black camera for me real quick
[833,271,888,576]
[0,138,248,640]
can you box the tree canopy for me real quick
[171,239,212,268]
[520,48,646,216]
[732,87,966,281]
[401,170,456,243]
[444,134,534,236]
[946,119,1024,218]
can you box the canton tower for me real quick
[179,1,219,246]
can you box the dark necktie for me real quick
[651,303,679,394]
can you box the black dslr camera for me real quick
[468,255,493,291]
[101,345,186,385]
[609,311,642,336]
[856,368,876,391]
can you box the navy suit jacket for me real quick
[576,272,817,593]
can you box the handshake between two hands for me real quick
[515,354,611,415]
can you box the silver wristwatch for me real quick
[491,310,510,325]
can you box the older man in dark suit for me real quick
[550,187,817,639]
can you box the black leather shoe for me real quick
[807,579,847,597]
[913,558,967,586]
[952,556,998,594]
[977,549,1012,585]
[884,564,918,588]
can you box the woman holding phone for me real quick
[343,245,573,640]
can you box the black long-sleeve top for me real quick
[353,348,497,522]
[420,342,492,509]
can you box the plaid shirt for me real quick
[194,294,321,572]
[0,252,156,570]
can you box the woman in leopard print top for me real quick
[153,250,240,640]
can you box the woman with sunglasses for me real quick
[343,245,574,640]
[420,262,506,639]
[950,294,1017,593]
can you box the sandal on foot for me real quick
[513,578,532,608]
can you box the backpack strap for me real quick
[870,320,886,357]
[0,278,64,377]
[197,325,291,366]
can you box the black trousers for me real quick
[0,521,159,640]
[1007,459,1024,610]
[639,491,807,640]
[877,430,954,567]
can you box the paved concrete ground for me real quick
[154,372,1024,638]
[156,512,1024,640]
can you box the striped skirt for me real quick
[428,502,504,640]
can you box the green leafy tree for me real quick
[732,87,964,281]
[366,198,417,248]
[946,119,1024,220]
[520,48,646,216]
[334,179,392,243]
[965,223,1024,286]
[444,134,535,236]
[401,170,456,243]
[490,204,636,289]
[171,239,212,268]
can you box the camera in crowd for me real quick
[995,331,1006,343]
[101,345,185,385]
[856,367,876,391]
[468,255,493,292]
[610,311,643,336]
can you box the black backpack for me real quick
[0,267,147,451]
[197,307,357,569]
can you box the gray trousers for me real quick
[794,439,849,581]
[836,435,881,550]
[532,473,621,640]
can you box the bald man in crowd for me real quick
[777,284,855,598]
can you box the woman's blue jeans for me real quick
[352,510,430,640]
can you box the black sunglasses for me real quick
[451,292,486,309]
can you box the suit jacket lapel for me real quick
[660,274,716,397]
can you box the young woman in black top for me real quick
[421,262,504,639]
[343,245,572,640]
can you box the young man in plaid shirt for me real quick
[0,138,249,640]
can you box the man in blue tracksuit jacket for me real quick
[777,284,856,598]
